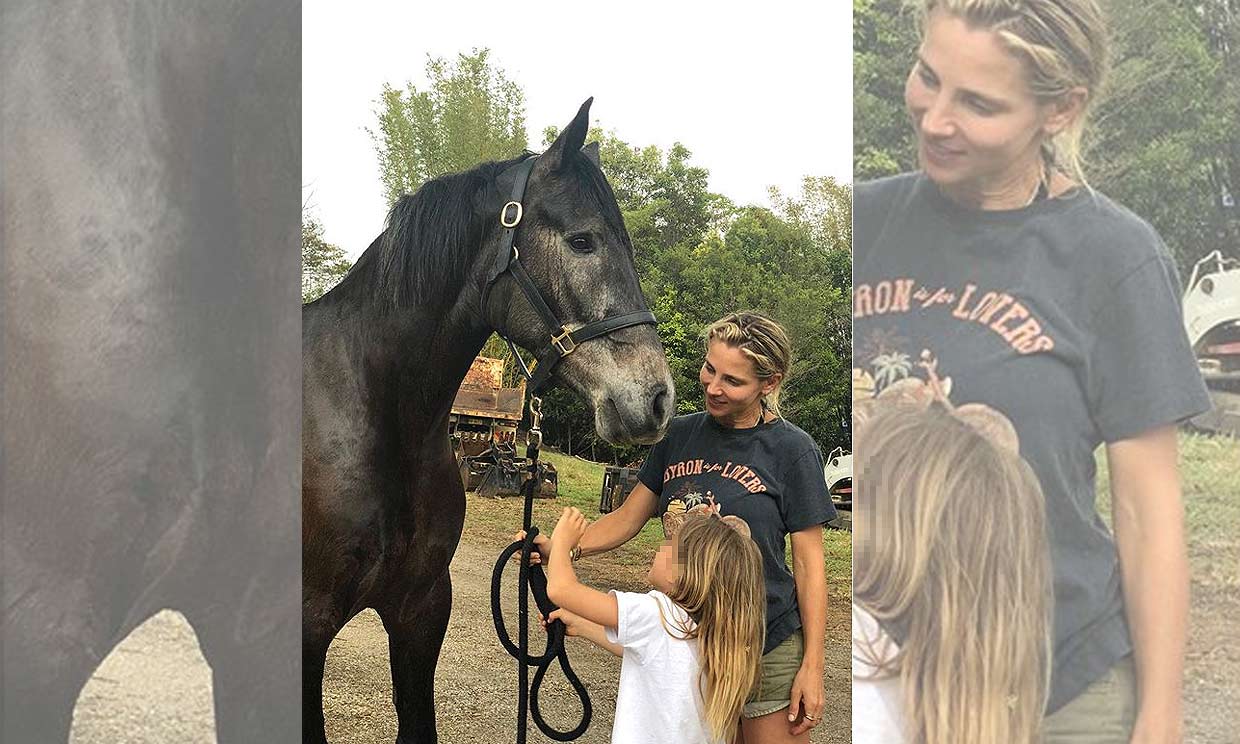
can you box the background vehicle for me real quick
[825,446,852,531]
[1183,250,1240,436]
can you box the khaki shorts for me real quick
[1044,655,1138,743]
[743,628,805,719]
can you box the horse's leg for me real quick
[302,622,338,744]
[1,683,78,743]
[378,569,453,744]
[193,624,302,744]
[2,591,98,743]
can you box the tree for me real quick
[370,48,528,206]
[853,0,921,180]
[302,210,351,303]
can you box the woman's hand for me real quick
[788,661,825,736]
[550,507,589,554]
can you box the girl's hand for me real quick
[543,608,586,637]
[550,507,589,553]
[512,529,551,565]
[787,662,825,736]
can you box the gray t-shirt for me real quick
[853,173,1211,713]
[638,412,835,654]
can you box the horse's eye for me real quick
[569,235,594,253]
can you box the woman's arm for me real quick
[532,481,657,562]
[788,525,828,735]
[1106,425,1187,744]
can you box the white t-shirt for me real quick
[852,603,907,743]
[604,590,721,744]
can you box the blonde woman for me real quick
[852,400,1052,744]
[542,505,766,744]
[853,0,1211,740]
[531,311,835,742]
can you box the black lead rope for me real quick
[490,399,591,742]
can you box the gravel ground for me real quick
[1183,586,1240,744]
[66,537,1234,743]
[322,535,851,744]
[70,611,217,744]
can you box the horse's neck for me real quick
[309,232,496,427]
[347,284,492,429]
[397,301,493,423]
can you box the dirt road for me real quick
[322,535,851,744]
[68,532,849,744]
[67,534,1234,743]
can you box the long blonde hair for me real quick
[659,514,766,744]
[854,400,1052,744]
[916,0,1110,185]
[702,311,793,416]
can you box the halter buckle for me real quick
[500,201,523,228]
[550,327,576,356]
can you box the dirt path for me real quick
[323,535,851,744]
[70,611,217,744]
[66,536,1233,743]
[1183,585,1240,744]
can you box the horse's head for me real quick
[483,99,673,445]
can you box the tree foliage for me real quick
[302,210,351,303]
[853,0,1239,274]
[369,48,527,207]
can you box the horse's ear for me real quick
[541,97,592,171]
[581,141,601,168]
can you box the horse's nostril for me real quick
[652,387,670,422]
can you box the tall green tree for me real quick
[302,210,351,303]
[853,0,921,180]
[370,48,527,206]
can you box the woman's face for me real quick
[699,341,775,424]
[905,11,1056,194]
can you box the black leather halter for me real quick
[482,154,657,391]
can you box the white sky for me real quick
[304,1,853,259]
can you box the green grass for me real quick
[1095,431,1240,590]
[461,449,853,598]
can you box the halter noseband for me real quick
[482,154,657,392]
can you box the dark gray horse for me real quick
[302,99,673,743]
[2,2,300,742]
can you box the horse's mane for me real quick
[373,153,527,308]
[372,146,626,309]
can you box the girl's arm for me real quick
[545,508,619,630]
[1106,425,1187,743]
[545,608,624,657]
[788,525,828,735]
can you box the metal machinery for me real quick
[450,357,558,499]
[1183,250,1240,435]
[598,465,643,514]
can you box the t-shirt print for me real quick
[854,278,1056,355]
[852,276,1056,453]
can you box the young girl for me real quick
[852,399,1053,744]
[543,504,765,744]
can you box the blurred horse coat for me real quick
[1,2,301,741]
